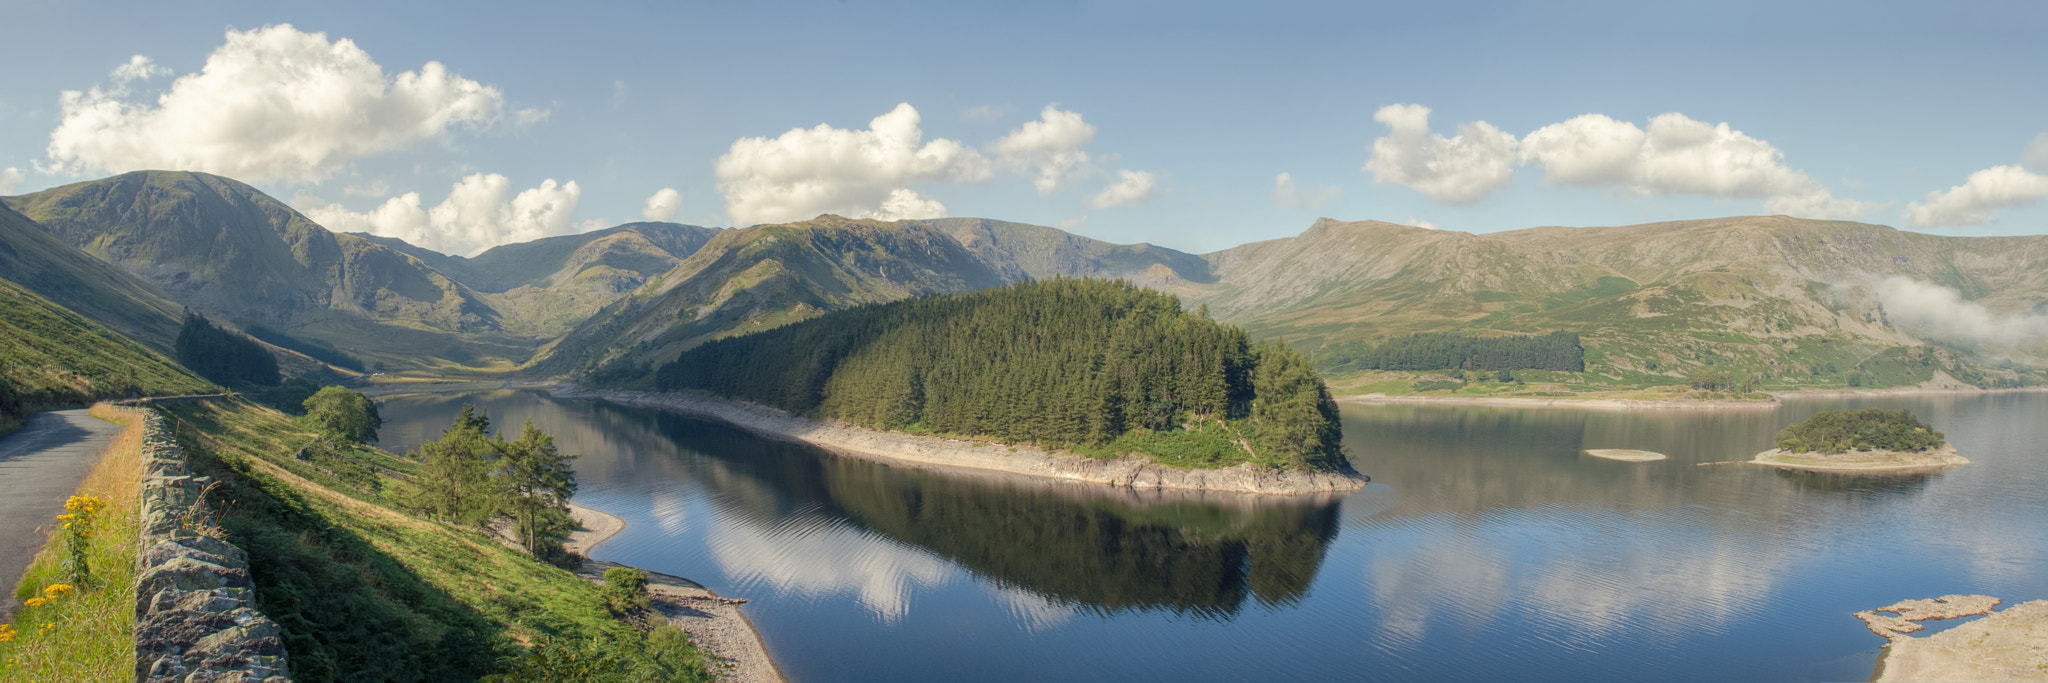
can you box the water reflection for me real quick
[373,389,2048,682]
[377,390,1344,619]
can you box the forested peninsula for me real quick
[641,279,1362,491]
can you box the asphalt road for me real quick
[0,409,123,623]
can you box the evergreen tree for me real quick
[497,421,581,558]
[401,420,499,527]
[173,311,281,386]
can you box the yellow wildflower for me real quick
[21,598,44,608]
[0,625,14,643]
[43,584,74,600]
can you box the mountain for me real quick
[532,215,1219,379]
[555,213,2048,393]
[356,222,722,339]
[0,200,187,350]
[1173,216,2048,391]
[3,171,529,369]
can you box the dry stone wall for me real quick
[132,410,290,682]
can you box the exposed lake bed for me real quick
[374,389,2048,682]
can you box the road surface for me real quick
[0,409,123,622]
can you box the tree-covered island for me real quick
[651,278,1351,474]
[1752,408,1966,471]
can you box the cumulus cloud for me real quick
[299,173,583,256]
[45,24,536,183]
[1363,104,1519,205]
[642,187,681,221]
[1272,172,1340,209]
[1087,169,1160,208]
[0,167,22,195]
[1901,165,2048,227]
[1875,276,2048,351]
[1406,216,1439,230]
[1518,112,1874,218]
[715,103,990,225]
[991,105,1095,194]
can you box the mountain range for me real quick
[4,170,2044,393]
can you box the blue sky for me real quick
[2,0,2044,254]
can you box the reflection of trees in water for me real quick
[639,411,1341,619]
[1766,468,1937,495]
[381,391,1345,618]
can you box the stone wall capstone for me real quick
[132,410,290,683]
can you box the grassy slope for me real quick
[0,201,187,351]
[0,276,215,417]
[165,399,707,681]
[0,404,144,680]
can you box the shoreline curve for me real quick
[1749,444,1968,472]
[561,387,1369,496]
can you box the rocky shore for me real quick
[562,388,1369,495]
[1750,444,1967,472]
[564,505,782,683]
[1857,594,2048,682]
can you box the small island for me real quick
[1751,408,1967,472]
[1585,449,1667,462]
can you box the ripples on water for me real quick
[375,391,2048,682]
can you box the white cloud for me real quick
[642,187,681,221]
[1407,216,1439,230]
[110,55,169,83]
[1271,172,1340,209]
[962,104,1006,122]
[1363,104,1519,205]
[300,172,583,256]
[0,167,22,194]
[1518,112,1874,219]
[45,24,537,183]
[1087,169,1160,208]
[1900,165,2048,227]
[2027,133,2048,172]
[715,103,991,225]
[1875,276,2048,351]
[991,105,1095,194]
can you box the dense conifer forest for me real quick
[1316,331,1585,375]
[174,312,281,387]
[653,279,1345,470]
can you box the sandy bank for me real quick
[566,504,783,682]
[1857,595,2048,682]
[1750,444,1967,472]
[1340,393,1779,411]
[1584,449,1667,462]
[565,504,625,555]
[562,388,1368,496]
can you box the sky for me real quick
[2,0,2044,256]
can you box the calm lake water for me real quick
[375,390,2048,682]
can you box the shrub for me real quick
[601,567,651,615]
[303,386,381,445]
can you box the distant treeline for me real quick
[653,278,1344,470]
[175,312,279,387]
[244,324,366,372]
[1317,331,1584,374]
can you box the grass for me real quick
[162,398,711,682]
[0,403,145,680]
[0,277,215,414]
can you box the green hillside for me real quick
[656,278,1345,471]
[0,201,187,350]
[1166,217,2048,395]
[0,276,214,427]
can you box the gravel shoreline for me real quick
[1749,444,1968,472]
[1340,394,1779,411]
[566,505,783,682]
[1857,595,2048,682]
[562,388,1369,495]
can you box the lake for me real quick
[375,390,2048,682]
